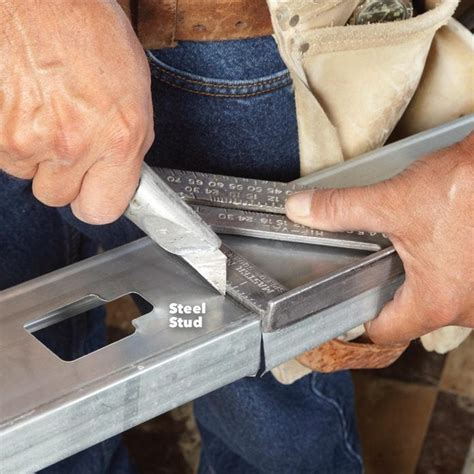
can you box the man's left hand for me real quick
[285,133,474,345]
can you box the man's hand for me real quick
[0,0,154,224]
[286,134,474,345]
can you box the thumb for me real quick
[364,280,430,345]
[285,183,394,233]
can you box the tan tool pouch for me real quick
[394,16,474,138]
[267,0,473,379]
[267,0,462,175]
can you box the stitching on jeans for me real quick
[150,62,291,89]
[310,376,364,470]
[155,75,291,98]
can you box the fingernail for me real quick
[285,190,314,218]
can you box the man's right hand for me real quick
[0,0,154,224]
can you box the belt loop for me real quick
[137,0,178,49]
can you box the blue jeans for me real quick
[1,37,362,473]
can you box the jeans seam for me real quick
[147,50,291,90]
[151,61,290,89]
[154,75,291,98]
[147,50,292,97]
[310,375,364,471]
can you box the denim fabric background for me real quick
[146,39,299,182]
[1,37,361,474]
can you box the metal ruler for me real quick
[159,168,390,252]
[0,116,472,473]
[152,167,393,330]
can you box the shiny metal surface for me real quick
[264,247,403,331]
[0,116,472,473]
[146,164,393,312]
[125,163,227,294]
[222,245,287,316]
[182,247,227,296]
[0,239,259,473]
[263,275,405,369]
[159,167,391,252]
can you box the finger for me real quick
[285,182,396,233]
[32,160,85,207]
[364,280,433,345]
[70,154,142,225]
[0,152,38,180]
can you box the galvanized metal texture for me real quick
[0,115,472,473]
[0,239,261,473]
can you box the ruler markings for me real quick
[222,245,287,317]
[156,167,301,214]
[155,168,391,251]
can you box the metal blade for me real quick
[183,248,227,295]
[125,164,227,294]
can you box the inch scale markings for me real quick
[156,167,302,214]
[221,245,287,317]
[193,205,389,251]
[154,168,391,252]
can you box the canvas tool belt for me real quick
[116,0,273,49]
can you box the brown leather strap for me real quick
[117,0,273,49]
[297,338,409,373]
[137,0,178,49]
[175,0,273,42]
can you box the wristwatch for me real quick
[348,0,414,25]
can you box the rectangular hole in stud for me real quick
[24,293,153,361]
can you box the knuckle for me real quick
[105,105,150,160]
[108,127,135,160]
[53,129,87,163]
[370,180,404,234]
[122,106,141,127]
[6,130,35,158]
[320,188,347,223]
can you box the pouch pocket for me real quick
[394,17,474,139]
[268,0,459,173]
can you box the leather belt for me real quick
[117,0,274,49]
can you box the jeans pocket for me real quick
[145,48,300,182]
[148,50,292,98]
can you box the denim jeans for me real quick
[1,37,362,473]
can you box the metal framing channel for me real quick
[0,115,472,472]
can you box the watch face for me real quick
[351,0,414,25]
